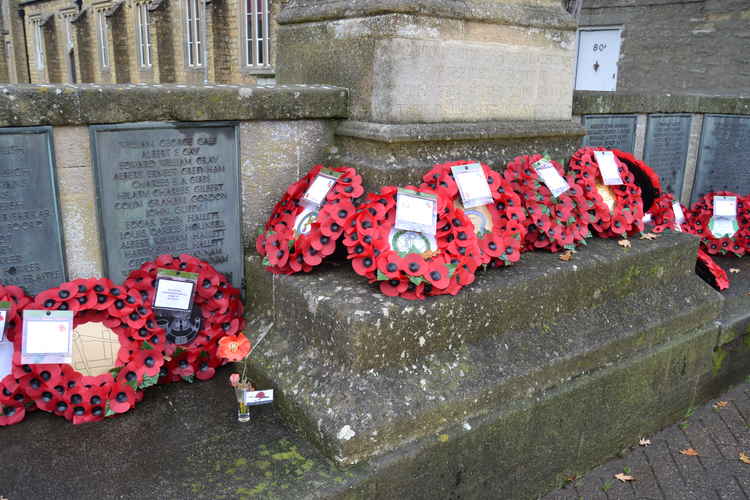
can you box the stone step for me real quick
[246,232,707,373]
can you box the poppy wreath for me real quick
[419,160,526,267]
[646,193,689,234]
[256,165,364,274]
[684,191,750,257]
[0,254,244,427]
[610,149,662,213]
[696,248,730,291]
[568,147,645,238]
[503,154,593,253]
[0,285,33,426]
[343,185,483,299]
[122,253,244,385]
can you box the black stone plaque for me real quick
[582,115,637,153]
[691,115,750,204]
[91,122,243,289]
[0,127,66,295]
[643,114,691,197]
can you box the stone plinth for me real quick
[245,231,725,492]
[277,0,577,123]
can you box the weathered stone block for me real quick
[278,4,576,123]
[245,232,723,476]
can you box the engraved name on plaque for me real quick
[582,115,637,153]
[643,114,692,196]
[91,122,243,289]
[0,127,66,294]
[692,114,750,204]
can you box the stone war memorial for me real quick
[0,0,749,499]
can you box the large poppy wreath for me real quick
[0,254,243,426]
[568,147,645,238]
[420,160,527,267]
[256,165,364,274]
[504,154,593,253]
[685,191,749,257]
[343,185,483,299]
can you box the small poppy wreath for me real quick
[685,192,749,257]
[122,253,244,385]
[256,165,364,274]
[568,147,645,238]
[504,154,593,253]
[0,254,244,427]
[419,160,527,267]
[343,185,483,299]
[646,193,688,234]
[0,285,33,426]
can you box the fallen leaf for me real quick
[713,401,729,409]
[680,448,699,456]
[640,233,658,240]
[614,473,635,482]
[730,268,740,274]
[639,438,651,447]
[559,251,574,262]
[740,452,750,464]
[618,239,631,248]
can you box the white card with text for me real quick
[154,279,195,311]
[395,189,437,235]
[302,174,337,206]
[533,159,570,197]
[244,389,274,406]
[0,341,12,380]
[672,201,685,231]
[21,310,73,365]
[451,163,493,208]
[593,151,623,185]
[713,196,737,217]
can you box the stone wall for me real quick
[580,0,750,95]
[574,91,750,204]
[0,83,347,278]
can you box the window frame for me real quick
[32,18,45,71]
[96,9,110,70]
[136,3,152,69]
[241,0,272,73]
[183,0,203,68]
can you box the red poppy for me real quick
[217,333,251,362]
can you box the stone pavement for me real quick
[543,381,750,499]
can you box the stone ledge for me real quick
[247,232,708,372]
[336,119,585,144]
[245,233,723,470]
[573,91,750,116]
[279,0,577,30]
[0,84,349,126]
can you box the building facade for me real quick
[1,0,283,84]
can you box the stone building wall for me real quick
[12,0,285,84]
[580,0,750,95]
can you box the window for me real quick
[63,15,74,50]
[575,28,622,92]
[97,10,109,69]
[32,19,44,70]
[244,0,270,69]
[184,0,202,67]
[136,3,152,68]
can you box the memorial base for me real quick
[243,232,749,498]
[333,119,585,191]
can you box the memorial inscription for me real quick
[692,115,750,204]
[582,115,637,153]
[643,114,691,197]
[91,122,243,288]
[0,127,66,294]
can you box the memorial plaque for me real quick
[692,114,750,204]
[91,122,243,289]
[582,115,637,153]
[643,114,691,196]
[0,127,66,294]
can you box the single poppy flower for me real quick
[217,333,251,362]
[109,383,137,414]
